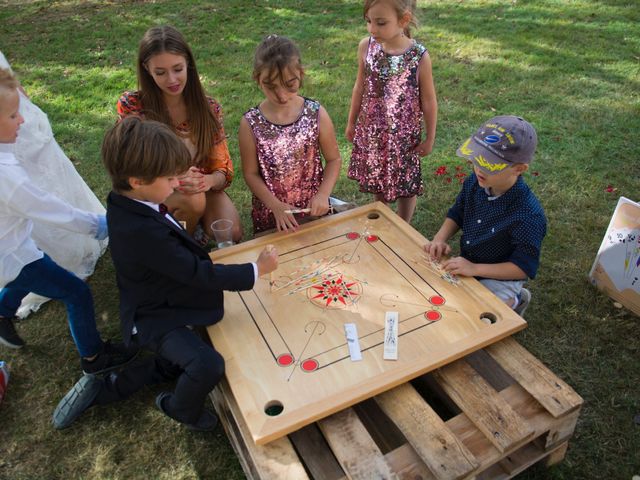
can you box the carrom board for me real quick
[207,202,526,444]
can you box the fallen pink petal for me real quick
[435,166,448,176]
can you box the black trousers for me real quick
[95,326,224,424]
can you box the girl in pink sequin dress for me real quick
[240,35,342,234]
[346,0,438,223]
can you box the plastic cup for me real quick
[211,219,234,249]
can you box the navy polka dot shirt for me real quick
[447,174,546,279]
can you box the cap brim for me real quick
[456,136,511,175]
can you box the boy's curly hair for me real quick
[102,116,191,192]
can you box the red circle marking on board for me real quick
[301,359,319,372]
[277,353,294,366]
[346,232,360,240]
[429,295,445,306]
[365,234,379,243]
[425,310,442,321]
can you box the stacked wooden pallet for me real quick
[211,336,582,479]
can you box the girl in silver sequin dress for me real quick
[346,0,438,223]
[240,35,342,234]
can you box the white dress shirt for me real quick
[0,144,99,287]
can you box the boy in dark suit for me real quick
[53,117,278,431]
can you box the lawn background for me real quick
[0,0,638,478]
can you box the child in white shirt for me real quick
[0,68,135,374]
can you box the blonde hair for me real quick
[252,34,304,87]
[0,68,19,103]
[102,116,192,192]
[364,0,418,38]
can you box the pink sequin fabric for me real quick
[348,37,427,202]
[245,97,323,233]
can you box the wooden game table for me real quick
[207,202,528,445]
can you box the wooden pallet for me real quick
[210,336,583,480]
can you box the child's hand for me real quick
[95,215,108,240]
[423,240,450,260]
[256,245,278,276]
[345,124,356,143]
[308,193,330,217]
[442,256,476,277]
[271,201,300,232]
[413,140,433,157]
[176,167,206,194]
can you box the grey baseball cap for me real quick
[456,115,538,175]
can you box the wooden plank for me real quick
[375,383,479,480]
[353,398,407,453]
[464,349,515,392]
[544,442,569,466]
[543,409,581,449]
[318,408,395,479]
[210,380,309,480]
[384,444,437,480]
[411,373,462,418]
[434,360,534,453]
[208,202,527,444]
[289,423,346,480]
[486,337,583,418]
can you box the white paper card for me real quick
[344,323,362,361]
[384,311,399,360]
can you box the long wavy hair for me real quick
[137,25,221,167]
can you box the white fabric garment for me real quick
[0,145,99,285]
[0,52,108,317]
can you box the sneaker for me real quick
[0,317,25,349]
[52,374,103,429]
[514,288,531,317]
[155,392,219,432]
[81,340,139,375]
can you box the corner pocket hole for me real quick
[480,312,497,324]
[264,400,284,416]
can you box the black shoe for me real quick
[52,374,103,429]
[81,340,139,375]
[155,392,219,432]
[0,317,25,349]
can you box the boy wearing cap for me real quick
[424,115,546,316]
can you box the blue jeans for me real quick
[0,254,102,357]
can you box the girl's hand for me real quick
[176,167,206,194]
[308,193,330,217]
[203,170,227,192]
[271,201,300,233]
[345,124,356,143]
[442,256,476,277]
[423,240,451,260]
[413,140,433,157]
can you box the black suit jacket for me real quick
[107,192,255,345]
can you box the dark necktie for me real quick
[158,203,168,215]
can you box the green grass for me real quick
[1,0,639,478]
